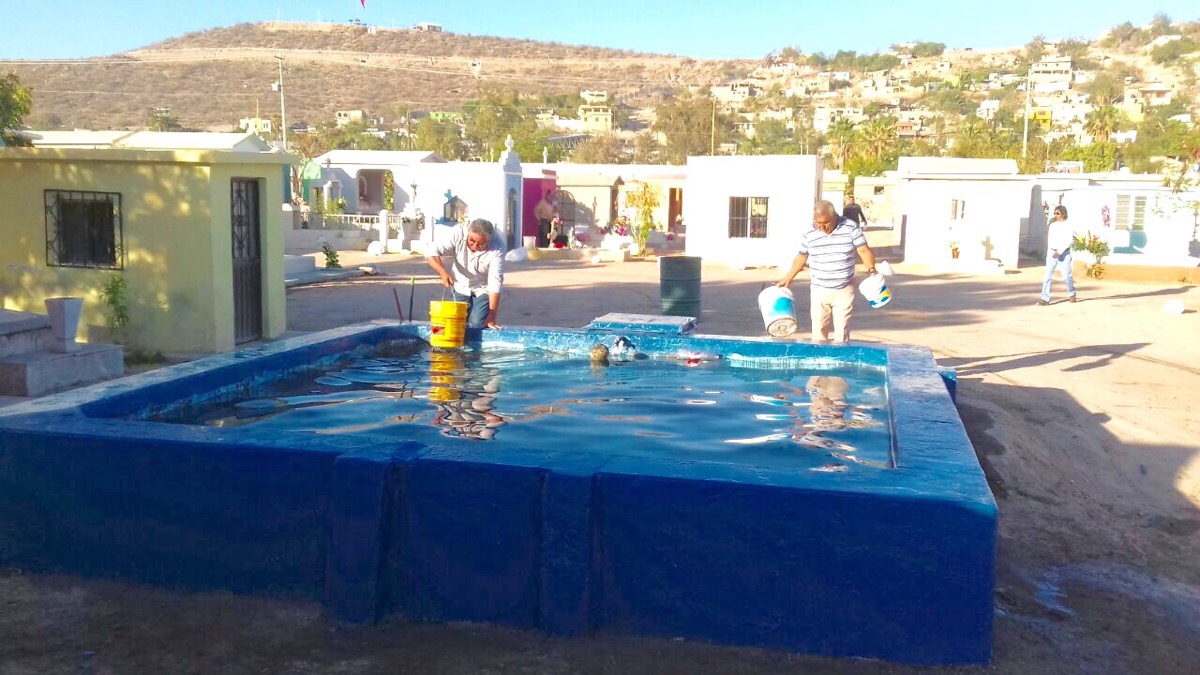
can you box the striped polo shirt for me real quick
[797,218,867,290]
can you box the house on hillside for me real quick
[1124,82,1174,108]
[1,131,296,354]
[1030,56,1074,93]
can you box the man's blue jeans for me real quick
[1040,251,1076,301]
[453,291,491,328]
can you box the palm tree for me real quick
[950,114,990,157]
[859,117,897,162]
[827,119,858,169]
[1085,106,1123,144]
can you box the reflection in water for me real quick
[732,375,888,469]
[798,375,888,468]
[164,345,891,471]
[428,350,508,440]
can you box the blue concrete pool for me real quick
[0,321,995,665]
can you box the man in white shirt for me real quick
[777,200,877,343]
[1039,205,1077,306]
[425,219,505,328]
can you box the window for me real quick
[1115,194,1146,231]
[729,196,769,238]
[45,190,122,269]
[873,186,885,195]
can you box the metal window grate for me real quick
[728,196,769,239]
[44,190,123,269]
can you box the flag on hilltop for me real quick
[361,0,366,7]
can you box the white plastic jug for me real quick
[757,286,798,337]
[858,273,892,309]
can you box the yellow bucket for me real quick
[429,300,468,349]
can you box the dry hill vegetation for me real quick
[7,22,753,131]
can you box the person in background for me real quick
[1038,204,1077,306]
[533,189,557,248]
[425,218,505,329]
[842,195,867,227]
[777,200,877,344]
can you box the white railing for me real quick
[309,213,380,231]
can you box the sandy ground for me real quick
[3,250,1199,675]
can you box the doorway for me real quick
[231,178,263,344]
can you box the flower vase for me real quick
[44,296,84,353]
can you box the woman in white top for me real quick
[1039,205,1077,305]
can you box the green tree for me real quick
[324,121,389,151]
[623,180,661,254]
[631,132,661,164]
[653,93,727,164]
[1078,71,1127,105]
[413,119,465,159]
[146,107,182,131]
[1057,39,1090,60]
[1149,13,1174,37]
[858,116,897,163]
[827,119,858,170]
[1023,35,1046,65]
[745,119,795,155]
[1151,37,1199,64]
[949,114,993,157]
[911,42,947,58]
[0,73,32,141]
[571,134,625,164]
[1084,105,1124,143]
[461,89,558,163]
[1100,22,1144,49]
[1060,141,1118,172]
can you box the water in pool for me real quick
[153,343,893,472]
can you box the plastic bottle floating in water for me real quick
[676,350,721,367]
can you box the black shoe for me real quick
[1037,299,1049,306]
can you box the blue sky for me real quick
[2,0,1198,60]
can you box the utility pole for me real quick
[710,99,716,155]
[274,54,288,151]
[1022,65,1031,159]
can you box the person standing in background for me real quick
[1038,205,1077,306]
[842,195,867,227]
[533,190,557,248]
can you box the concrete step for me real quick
[0,343,125,397]
[0,309,52,359]
[284,254,318,277]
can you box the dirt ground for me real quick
[3,251,1199,675]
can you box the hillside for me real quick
[4,22,754,131]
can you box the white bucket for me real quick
[858,273,892,308]
[523,235,537,250]
[757,286,798,337]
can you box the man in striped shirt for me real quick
[777,200,877,343]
